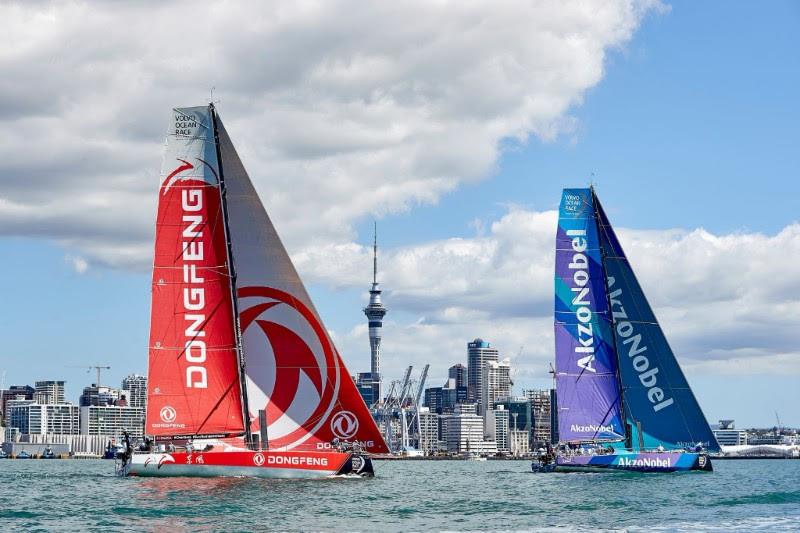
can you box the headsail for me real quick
[146,106,245,439]
[213,116,389,454]
[593,192,719,452]
[554,189,625,442]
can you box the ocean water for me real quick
[1,459,799,532]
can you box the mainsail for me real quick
[213,114,389,454]
[146,107,245,438]
[593,192,719,452]
[554,189,625,442]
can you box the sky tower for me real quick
[363,222,387,403]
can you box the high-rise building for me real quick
[79,385,129,407]
[417,407,440,454]
[509,429,530,456]
[355,372,379,407]
[485,404,510,452]
[441,379,468,413]
[363,223,388,404]
[549,388,559,444]
[1,385,34,424]
[34,381,66,404]
[441,403,497,454]
[481,359,511,416]
[8,400,79,435]
[467,338,498,406]
[122,374,147,409]
[448,364,467,389]
[423,386,443,414]
[526,389,553,446]
[80,405,146,439]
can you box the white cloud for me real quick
[0,0,662,268]
[299,209,800,385]
[65,255,89,274]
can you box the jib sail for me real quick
[213,115,389,454]
[593,191,719,452]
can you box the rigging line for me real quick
[195,380,240,435]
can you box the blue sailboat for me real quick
[550,187,717,473]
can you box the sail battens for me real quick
[554,189,625,443]
[145,106,245,438]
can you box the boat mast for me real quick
[210,103,253,447]
[591,186,630,449]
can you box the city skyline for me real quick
[1,2,799,427]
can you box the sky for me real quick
[1,1,798,427]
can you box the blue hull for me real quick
[556,451,712,473]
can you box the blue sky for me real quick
[1,1,798,427]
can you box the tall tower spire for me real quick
[364,221,387,404]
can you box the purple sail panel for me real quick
[554,189,624,442]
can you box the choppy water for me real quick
[1,458,799,531]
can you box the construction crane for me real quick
[68,365,112,387]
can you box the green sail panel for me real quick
[593,192,719,452]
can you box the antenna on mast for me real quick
[373,221,378,285]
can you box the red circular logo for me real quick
[238,286,341,450]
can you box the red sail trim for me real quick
[146,176,245,437]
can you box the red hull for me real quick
[125,449,372,478]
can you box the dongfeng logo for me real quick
[331,411,359,439]
[238,286,341,450]
[253,453,266,466]
[160,406,177,423]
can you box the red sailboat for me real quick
[119,105,388,478]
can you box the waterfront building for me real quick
[34,380,66,404]
[7,400,80,435]
[485,405,510,453]
[441,403,497,454]
[481,359,511,416]
[362,224,388,404]
[467,338,498,408]
[417,407,441,454]
[448,364,467,389]
[122,374,147,409]
[747,433,783,446]
[80,405,146,439]
[712,420,748,446]
[423,386,443,414]
[509,429,530,456]
[526,389,553,446]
